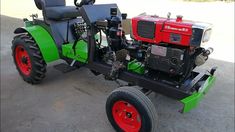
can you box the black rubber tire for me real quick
[12,33,47,84]
[106,87,158,132]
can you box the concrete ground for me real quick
[1,1,234,132]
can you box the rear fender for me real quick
[14,25,60,63]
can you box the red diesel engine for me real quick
[132,15,212,47]
[130,15,213,78]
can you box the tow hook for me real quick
[210,67,217,76]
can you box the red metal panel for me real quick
[132,15,194,47]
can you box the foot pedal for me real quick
[54,63,77,73]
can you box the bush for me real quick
[184,0,234,2]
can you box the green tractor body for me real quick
[15,22,89,64]
[62,40,88,63]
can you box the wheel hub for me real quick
[126,112,132,118]
[14,45,32,76]
[112,100,141,132]
[21,56,28,64]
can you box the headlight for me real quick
[202,29,212,43]
[191,22,213,46]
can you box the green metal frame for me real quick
[180,75,216,113]
[127,60,145,74]
[62,40,88,63]
[15,24,60,63]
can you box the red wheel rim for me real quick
[15,45,32,76]
[112,100,142,132]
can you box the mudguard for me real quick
[14,25,60,63]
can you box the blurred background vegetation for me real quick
[184,0,234,2]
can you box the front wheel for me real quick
[106,87,158,132]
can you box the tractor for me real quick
[12,0,217,131]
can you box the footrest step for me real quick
[54,63,77,73]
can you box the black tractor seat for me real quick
[34,0,80,21]
[45,6,79,21]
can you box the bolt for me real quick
[21,57,28,64]
[126,112,132,118]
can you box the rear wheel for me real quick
[106,87,158,132]
[12,33,47,84]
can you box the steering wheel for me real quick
[74,0,95,7]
